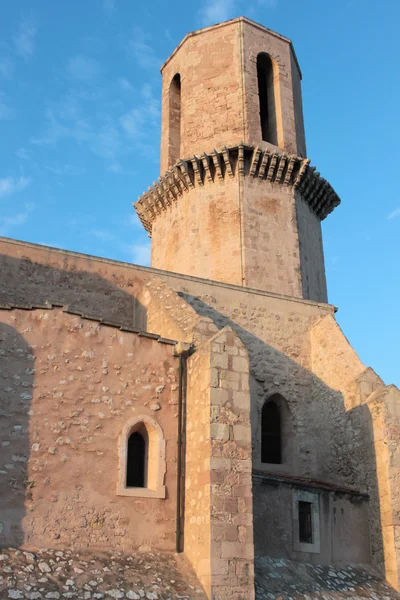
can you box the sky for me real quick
[0,0,399,386]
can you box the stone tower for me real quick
[134,16,340,302]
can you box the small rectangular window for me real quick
[298,501,313,543]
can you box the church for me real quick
[1,16,400,600]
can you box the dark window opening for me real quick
[168,73,181,167]
[257,53,277,145]
[298,501,313,544]
[261,400,281,464]
[126,431,146,488]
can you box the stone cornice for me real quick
[133,144,341,234]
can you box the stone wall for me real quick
[3,237,400,586]
[160,20,243,173]
[149,167,328,301]
[311,314,400,587]
[0,306,180,551]
[0,240,144,328]
[359,386,400,589]
[150,178,244,287]
[241,178,303,298]
[185,327,255,600]
[242,19,304,156]
[296,191,327,303]
[160,17,306,172]
[253,478,370,565]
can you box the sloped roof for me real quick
[255,555,400,599]
[0,547,207,599]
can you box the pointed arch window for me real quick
[168,73,181,167]
[257,53,278,146]
[261,399,282,464]
[117,415,166,498]
[126,430,146,488]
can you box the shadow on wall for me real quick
[0,251,385,584]
[179,293,384,574]
[0,252,150,549]
[0,253,147,330]
[0,323,33,546]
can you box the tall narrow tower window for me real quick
[261,399,281,464]
[257,53,277,146]
[168,73,181,167]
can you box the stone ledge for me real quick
[0,302,179,347]
[252,470,368,499]
[134,144,341,234]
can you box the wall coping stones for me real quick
[134,144,341,234]
[0,302,179,347]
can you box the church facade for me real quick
[1,17,399,600]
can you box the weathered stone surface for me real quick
[0,307,179,552]
[0,548,206,599]
[255,555,400,599]
[0,13,399,600]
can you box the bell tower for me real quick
[134,17,340,303]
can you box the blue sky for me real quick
[0,0,399,386]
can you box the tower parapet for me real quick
[134,17,340,303]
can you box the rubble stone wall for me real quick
[0,307,180,551]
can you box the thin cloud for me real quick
[91,124,122,160]
[0,176,32,199]
[108,161,124,173]
[0,58,13,78]
[67,55,102,82]
[0,202,35,236]
[127,28,161,69]
[198,0,236,27]
[31,78,159,169]
[258,0,278,6]
[45,164,85,176]
[129,242,151,266]
[89,229,116,242]
[120,84,160,139]
[387,208,400,220]
[13,17,37,60]
[31,108,91,146]
[103,0,116,15]
[117,77,134,92]
[0,92,13,120]
[16,148,31,161]
[87,230,150,265]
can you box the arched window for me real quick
[257,53,278,146]
[126,430,147,488]
[168,73,181,167]
[261,399,281,464]
[117,415,166,498]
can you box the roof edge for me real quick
[0,235,337,313]
[160,16,302,79]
